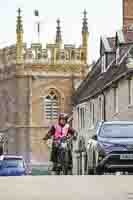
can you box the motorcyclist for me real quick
[43,113,77,172]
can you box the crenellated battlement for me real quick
[0,42,86,66]
[24,42,86,65]
[0,44,17,66]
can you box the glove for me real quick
[42,137,47,141]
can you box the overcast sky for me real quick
[0,0,122,62]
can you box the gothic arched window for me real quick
[45,90,59,120]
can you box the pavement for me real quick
[0,176,133,200]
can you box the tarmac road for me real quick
[0,176,133,200]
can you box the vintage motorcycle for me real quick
[54,136,73,175]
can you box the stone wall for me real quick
[32,74,74,127]
[123,0,133,29]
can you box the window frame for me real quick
[44,90,59,120]
[116,47,120,64]
[101,54,106,73]
[128,78,133,106]
[89,101,95,128]
[114,86,119,113]
[98,96,104,121]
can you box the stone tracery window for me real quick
[45,90,60,120]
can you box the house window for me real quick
[92,103,95,125]
[80,108,83,129]
[99,96,104,121]
[79,107,85,129]
[45,90,59,120]
[116,47,119,64]
[128,78,133,105]
[79,108,82,129]
[86,103,90,129]
[90,101,95,128]
[77,107,80,129]
[114,87,118,113]
[82,108,85,129]
[102,55,106,72]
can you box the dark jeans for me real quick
[50,144,72,170]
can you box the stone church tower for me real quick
[0,9,89,164]
[123,0,133,29]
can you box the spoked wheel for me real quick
[56,146,73,175]
[59,151,72,175]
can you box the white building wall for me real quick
[72,74,133,174]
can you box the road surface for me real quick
[0,176,133,200]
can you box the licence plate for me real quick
[120,154,133,160]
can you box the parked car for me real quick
[87,121,133,175]
[0,155,28,176]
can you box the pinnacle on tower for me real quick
[56,18,62,44]
[16,8,24,64]
[81,9,89,64]
[82,9,88,33]
[16,8,23,33]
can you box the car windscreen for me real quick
[100,124,133,138]
[0,158,24,168]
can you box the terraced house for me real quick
[72,0,133,175]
